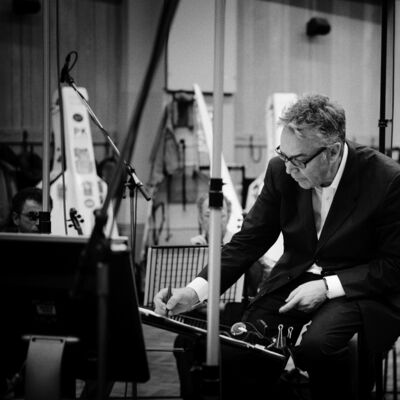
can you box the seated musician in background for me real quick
[0,188,109,399]
[0,187,53,399]
[190,193,231,246]
[191,193,272,298]
[154,93,400,400]
[0,186,51,233]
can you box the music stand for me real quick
[143,245,244,309]
[0,232,149,400]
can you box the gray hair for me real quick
[279,93,346,145]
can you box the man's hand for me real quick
[279,279,327,313]
[154,286,200,316]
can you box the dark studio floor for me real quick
[115,325,181,399]
[91,324,400,400]
[73,324,181,400]
[8,324,400,399]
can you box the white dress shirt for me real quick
[188,143,349,302]
[307,143,348,298]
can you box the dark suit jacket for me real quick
[199,140,400,351]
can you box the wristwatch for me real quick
[322,277,329,298]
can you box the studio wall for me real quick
[0,0,389,257]
[234,0,382,177]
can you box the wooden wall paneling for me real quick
[10,10,23,133]
[22,8,43,134]
[116,0,168,240]
[166,0,237,93]
[70,0,98,144]
[0,0,386,187]
[234,1,310,177]
[101,2,122,154]
[53,0,122,161]
[0,1,18,131]
[90,0,121,155]
[57,0,77,62]
[0,0,124,156]
[234,0,381,179]
[235,0,255,145]
[82,0,105,147]
[329,0,381,146]
[1,1,43,137]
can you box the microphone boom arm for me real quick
[63,77,151,202]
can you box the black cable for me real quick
[133,184,138,270]
[66,50,78,73]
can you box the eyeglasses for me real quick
[275,146,327,169]
[20,211,40,221]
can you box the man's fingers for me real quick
[279,299,294,313]
[155,287,168,300]
[285,287,298,303]
[154,287,199,316]
[279,293,299,313]
[166,295,178,311]
[153,288,170,315]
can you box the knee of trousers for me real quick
[293,334,346,370]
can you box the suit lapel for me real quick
[297,186,318,250]
[317,142,360,251]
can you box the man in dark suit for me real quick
[154,93,400,400]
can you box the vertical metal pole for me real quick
[379,0,395,156]
[42,0,51,209]
[97,262,109,400]
[393,0,400,153]
[207,0,225,366]
[204,1,225,399]
[41,0,52,233]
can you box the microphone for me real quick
[60,54,71,83]
[230,321,274,347]
[230,322,248,336]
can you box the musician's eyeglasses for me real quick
[20,211,40,222]
[275,146,328,169]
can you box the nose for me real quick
[285,161,298,174]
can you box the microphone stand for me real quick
[63,72,150,400]
[62,71,151,259]
[203,2,225,399]
[69,2,180,400]
[40,0,52,234]
[63,73,151,201]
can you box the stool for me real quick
[351,333,398,400]
[383,342,398,400]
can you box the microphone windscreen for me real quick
[230,322,247,336]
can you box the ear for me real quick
[11,211,20,227]
[328,142,342,161]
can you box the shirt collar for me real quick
[330,142,348,189]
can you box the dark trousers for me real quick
[175,273,367,400]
